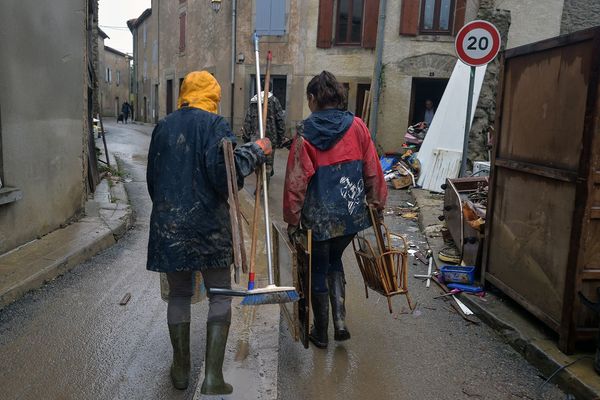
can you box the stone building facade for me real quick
[128,8,157,123]
[0,0,93,254]
[130,0,598,152]
[99,44,131,118]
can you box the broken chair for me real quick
[352,205,414,313]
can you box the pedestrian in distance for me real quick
[283,71,387,349]
[146,71,271,394]
[121,101,132,124]
[241,89,286,185]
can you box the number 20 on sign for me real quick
[455,20,501,67]
[455,20,501,177]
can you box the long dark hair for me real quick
[306,71,347,110]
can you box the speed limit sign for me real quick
[455,20,501,66]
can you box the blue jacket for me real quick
[146,107,264,272]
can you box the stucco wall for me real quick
[100,49,131,118]
[496,0,564,49]
[0,0,87,253]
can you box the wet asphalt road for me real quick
[0,120,207,399]
[0,120,566,400]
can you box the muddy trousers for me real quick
[311,234,355,294]
[166,269,232,325]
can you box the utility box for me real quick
[483,27,600,353]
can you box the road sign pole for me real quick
[460,66,476,177]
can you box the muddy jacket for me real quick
[242,93,286,147]
[283,109,387,241]
[147,107,265,272]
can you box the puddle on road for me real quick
[132,153,148,163]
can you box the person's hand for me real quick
[287,224,300,243]
[255,138,272,156]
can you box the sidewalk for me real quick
[0,177,133,310]
[412,188,600,400]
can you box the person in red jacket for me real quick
[283,71,387,348]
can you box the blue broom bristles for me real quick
[240,290,299,306]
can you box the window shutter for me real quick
[453,0,467,35]
[399,0,420,36]
[179,13,186,52]
[316,0,334,49]
[362,0,380,49]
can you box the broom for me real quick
[210,33,298,305]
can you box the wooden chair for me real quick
[352,206,413,313]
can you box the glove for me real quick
[287,224,300,243]
[255,138,272,156]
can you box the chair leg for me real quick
[364,284,369,299]
[387,297,393,314]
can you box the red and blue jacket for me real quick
[283,109,387,241]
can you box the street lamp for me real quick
[210,0,222,12]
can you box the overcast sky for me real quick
[99,0,150,54]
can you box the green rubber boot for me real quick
[200,322,233,395]
[168,323,191,390]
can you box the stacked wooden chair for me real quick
[352,205,413,313]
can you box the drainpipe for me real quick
[369,0,387,141]
[230,0,237,127]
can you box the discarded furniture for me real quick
[484,27,600,353]
[273,222,312,348]
[443,177,488,268]
[353,206,413,313]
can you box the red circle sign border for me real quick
[455,20,501,66]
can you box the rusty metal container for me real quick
[443,177,488,268]
[483,27,600,353]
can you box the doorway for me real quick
[166,79,174,115]
[154,84,159,124]
[356,83,371,119]
[143,96,147,122]
[115,97,119,118]
[409,78,449,125]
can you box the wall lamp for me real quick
[210,0,222,13]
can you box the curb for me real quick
[0,178,133,310]
[411,188,600,399]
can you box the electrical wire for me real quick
[537,355,593,397]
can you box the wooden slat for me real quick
[399,0,420,36]
[494,158,579,182]
[453,0,467,36]
[505,26,600,60]
[316,0,334,48]
[362,0,380,49]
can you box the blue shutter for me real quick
[255,0,286,36]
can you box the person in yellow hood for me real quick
[146,71,271,394]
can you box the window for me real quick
[420,0,454,34]
[106,67,111,83]
[336,0,363,44]
[179,13,186,52]
[116,70,121,86]
[166,79,174,115]
[316,0,379,49]
[255,0,286,36]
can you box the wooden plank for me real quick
[494,158,578,183]
[504,26,600,60]
[316,0,334,48]
[498,41,593,170]
[399,0,420,36]
[561,30,600,353]
[421,148,462,193]
[486,274,560,332]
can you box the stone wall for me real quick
[466,6,511,167]
[561,0,600,34]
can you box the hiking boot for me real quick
[309,292,329,349]
[328,271,350,341]
[200,322,233,395]
[168,323,191,390]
